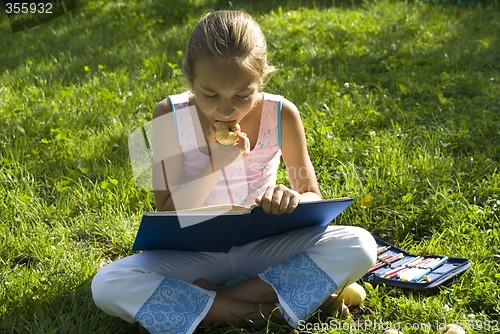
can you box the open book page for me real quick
[158,198,350,216]
[162,204,252,216]
[173,204,253,228]
[133,198,354,251]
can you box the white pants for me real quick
[91,225,376,333]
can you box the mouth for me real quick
[214,119,237,124]
[214,114,238,122]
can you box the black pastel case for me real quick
[362,237,471,290]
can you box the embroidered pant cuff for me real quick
[135,277,216,334]
[258,252,337,328]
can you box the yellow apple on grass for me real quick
[338,282,366,306]
[337,300,350,318]
[437,324,466,334]
[214,121,240,145]
[383,330,402,334]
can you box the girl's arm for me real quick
[152,100,221,211]
[152,99,250,211]
[255,98,322,214]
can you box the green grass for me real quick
[1,0,499,333]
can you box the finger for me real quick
[278,195,290,215]
[259,186,276,214]
[237,132,250,157]
[269,187,285,215]
[286,193,301,213]
[206,125,217,144]
[273,186,296,215]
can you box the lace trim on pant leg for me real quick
[135,277,215,334]
[259,252,337,327]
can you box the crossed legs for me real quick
[92,225,376,333]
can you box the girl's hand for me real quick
[255,184,301,215]
[206,125,250,171]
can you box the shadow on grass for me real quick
[0,0,372,188]
[1,0,366,76]
[0,278,137,334]
[2,0,497,149]
[0,277,292,334]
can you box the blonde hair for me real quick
[182,10,276,86]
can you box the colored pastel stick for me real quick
[377,246,391,255]
[385,268,407,279]
[399,257,439,280]
[373,253,397,269]
[382,257,419,278]
[382,256,423,278]
[399,267,423,281]
[376,253,393,261]
[411,256,448,282]
[420,257,440,268]
[368,253,404,272]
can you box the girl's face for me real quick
[191,59,262,124]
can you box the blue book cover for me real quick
[132,198,354,252]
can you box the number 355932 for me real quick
[5,2,53,14]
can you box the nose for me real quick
[217,102,235,119]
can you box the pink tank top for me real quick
[168,91,282,207]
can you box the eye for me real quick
[236,91,253,99]
[204,94,218,100]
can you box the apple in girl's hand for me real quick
[338,282,366,306]
[437,324,466,334]
[214,121,240,145]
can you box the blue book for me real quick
[132,198,354,252]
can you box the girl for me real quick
[92,10,376,334]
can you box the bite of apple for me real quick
[214,121,240,145]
